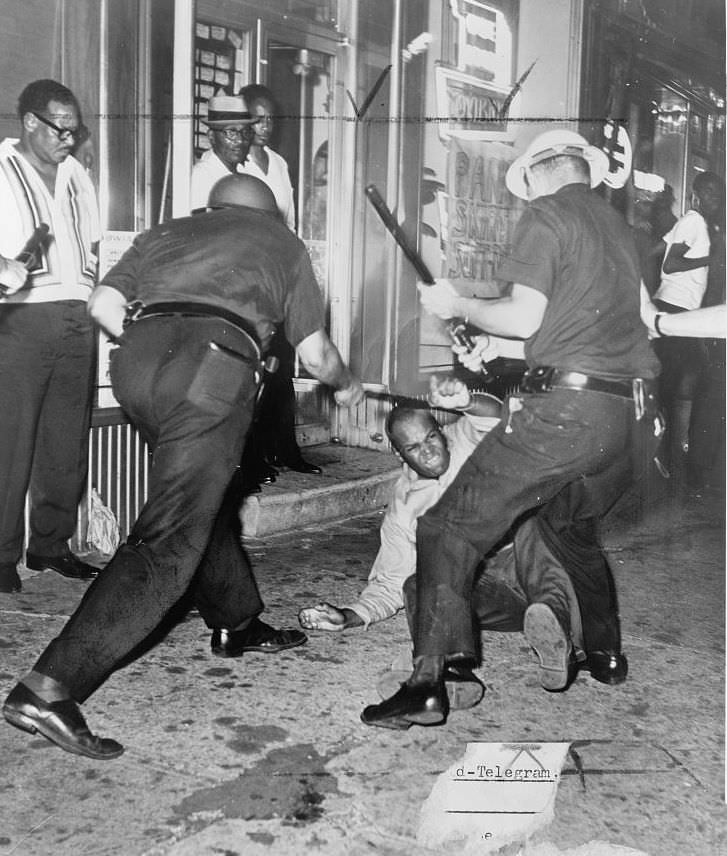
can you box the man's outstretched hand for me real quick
[298,602,359,632]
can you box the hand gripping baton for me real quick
[364,184,489,378]
[15,223,50,268]
[0,223,51,296]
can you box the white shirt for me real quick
[0,139,100,304]
[239,146,296,231]
[190,149,234,212]
[655,209,711,310]
[343,412,501,627]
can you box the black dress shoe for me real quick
[3,684,124,760]
[523,603,576,692]
[377,665,485,711]
[256,463,278,485]
[586,651,628,685]
[211,617,307,657]
[361,681,449,729]
[443,665,485,709]
[0,563,21,593]
[273,457,322,475]
[25,551,98,580]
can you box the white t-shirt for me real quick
[189,149,233,212]
[655,209,710,310]
[239,147,296,231]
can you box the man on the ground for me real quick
[300,376,628,717]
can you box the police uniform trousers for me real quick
[34,316,264,702]
[0,301,94,564]
[413,386,656,660]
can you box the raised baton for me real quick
[364,184,489,377]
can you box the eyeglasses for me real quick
[218,126,255,143]
[32,112,79,142]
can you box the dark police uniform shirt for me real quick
[497,183,660,381]
[100,206,324,352]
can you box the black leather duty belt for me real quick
[521,366,637,399]
[128,301,261,356]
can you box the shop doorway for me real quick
[264,41,334,291]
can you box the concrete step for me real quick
[240,442,399,538]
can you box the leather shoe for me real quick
[257,463,277,485]
[377,665,484,711]
[25,551,98,580]
[3,683,124,760]
[586,650,628,685]
[0,563,21,593]
[274,457,322,475]
[361,681,449,729]
[523,602,576,691]
[211,617,307,657]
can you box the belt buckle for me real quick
[522,368,545,394]
[530,366,554,393]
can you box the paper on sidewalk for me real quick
[418,741,570,853]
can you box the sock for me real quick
[19,670,72,703]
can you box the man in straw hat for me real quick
[361,128,662,729]
[190,93,258,213]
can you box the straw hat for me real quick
[505,129,609,200]
[203,95,257,129]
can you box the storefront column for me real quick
[382,0,404,385]
[171,0,194,217]
[517,0,583,141]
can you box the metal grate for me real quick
[72,412,150,549]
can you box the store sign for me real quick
[601,121,633,189]
[445,138,521,282]
[435,66,514,141]
[448,0,513,86]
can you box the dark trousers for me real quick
[35,316,263,702]
[413,387,655,660]
[248,325,303,467]
[0,302,94,564]
[532,481,622,653]
[653,300,704,472]
[403,512,585,649]
[688,340,725,489]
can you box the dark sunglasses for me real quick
[32,112,79,142]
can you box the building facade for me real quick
[0,0,723,535]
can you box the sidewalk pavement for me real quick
[0,444,724,856]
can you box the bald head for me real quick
[207,174,278,214]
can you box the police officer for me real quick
[3,174,363,759]
[362,129,660,729]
